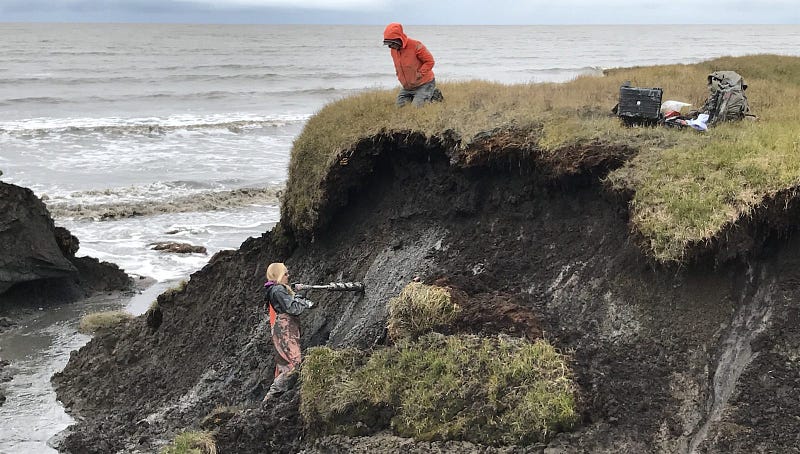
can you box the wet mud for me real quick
[53,135,800,453]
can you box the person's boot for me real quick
[262,369,298,403]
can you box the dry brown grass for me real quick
[78,310,133,334]
[387,282,460,341]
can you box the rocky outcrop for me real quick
[53,138,800,453]
[0,181,131,410]
[0,182,77,294]
[0,181,131,308]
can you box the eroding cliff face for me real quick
[53,143,800,453]
[0,182,130,308]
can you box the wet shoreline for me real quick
[0,277,172,453]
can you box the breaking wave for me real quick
[0,113,309,136]
[46,186,283,221]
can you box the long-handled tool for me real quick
[291,282,365,292]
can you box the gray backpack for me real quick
[702,71,751,125]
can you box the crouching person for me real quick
[262,262,314,402]
[383,22,437,107]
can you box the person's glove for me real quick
[297,295,314,308]
[291,283,310,298]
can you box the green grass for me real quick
[78,310,133,334]
[282,54,800,262]
[387,282,461,341]
[161,431,217,454]
[300,334,578,445]
[299,272,577,444]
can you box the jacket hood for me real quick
[264,280,276,289]
[383,23,407,47]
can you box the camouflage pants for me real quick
[267,313,302,398]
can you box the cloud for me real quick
[0,0,797,23]
[182,0,389,9]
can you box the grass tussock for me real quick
[161,431,217,454]
[78,310,133,334]
[387,282,461,341]
[163,280,188,298]
[300,333,578,445]
[284,55,800,262]
[157,279,189,305]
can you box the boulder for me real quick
[0,181,130,306]
[150,242,207,254]
[0,182,77,294]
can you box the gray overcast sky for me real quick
[1,0,798,24]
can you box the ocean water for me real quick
[2,23,800,279]
[0,23,799,453]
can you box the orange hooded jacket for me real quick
[383,23,435,90]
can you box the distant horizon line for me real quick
[0,21,794,26]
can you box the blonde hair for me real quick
[266,262,294,295]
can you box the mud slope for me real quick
[55,137,800,453]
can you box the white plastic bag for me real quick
[660,100,692,114]
[687,114,709,132]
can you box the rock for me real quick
[149,242,207,254]
[54,226,80,258]
[72,256,131,294]
[0,182,77,294]
[0,181,131,307]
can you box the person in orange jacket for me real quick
[383,23,436,107]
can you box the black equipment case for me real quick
[618,82,663,125]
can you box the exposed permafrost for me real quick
[144,366,223,427]
[685,266,775,453]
